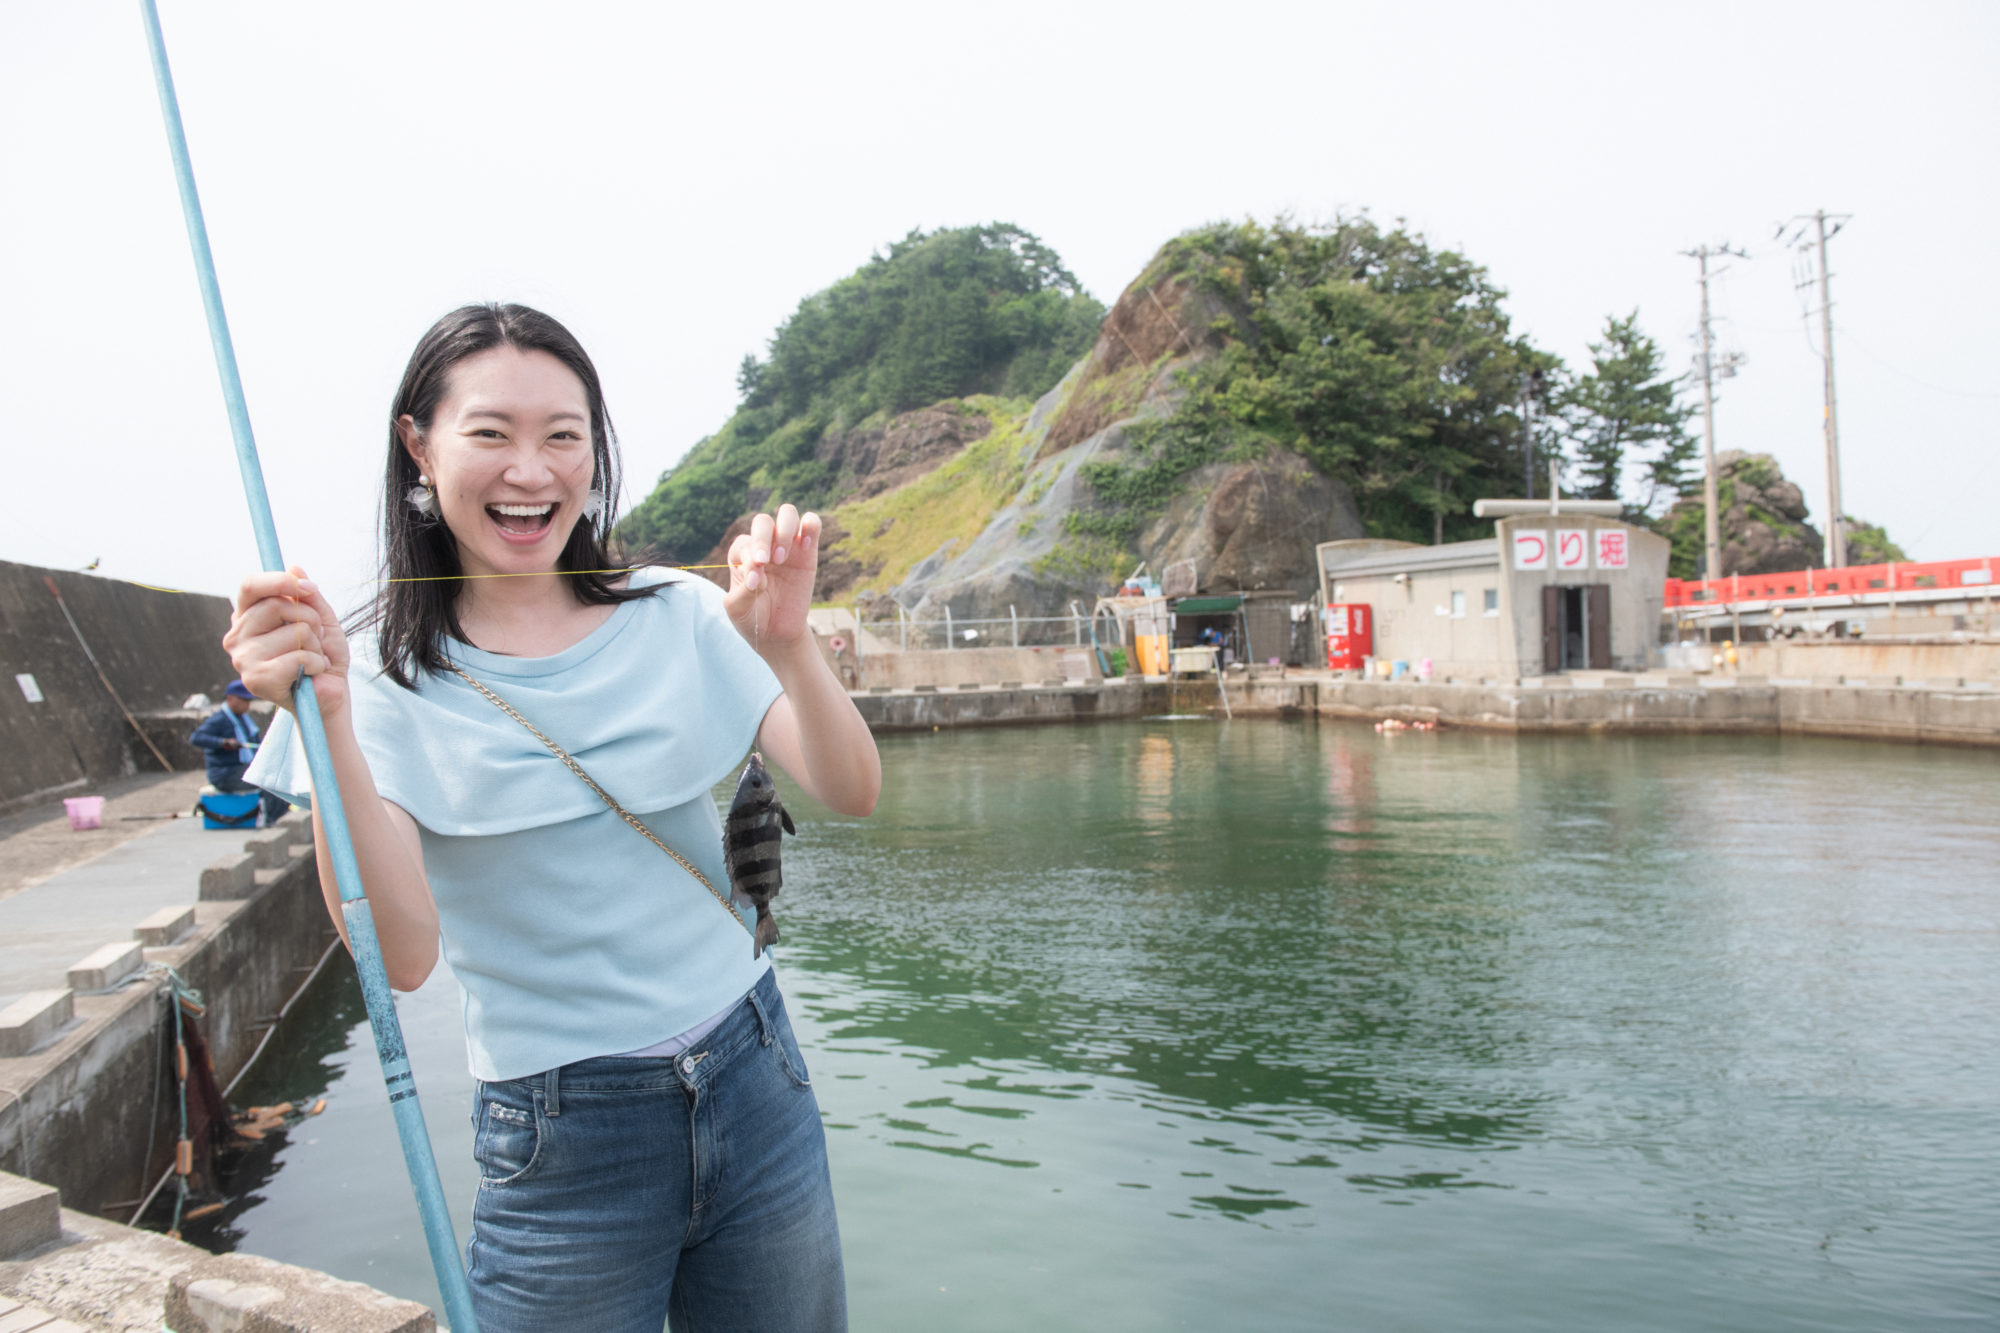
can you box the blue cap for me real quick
[225,680,255,699]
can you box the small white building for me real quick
[1316,514,1670,678]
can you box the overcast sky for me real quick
[4,1,1994,606]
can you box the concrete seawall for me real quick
[0,819,338,1220]
[0,812,441,1330]
[851,672,2000,746]
[0,561,236,812]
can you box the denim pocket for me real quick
[771,1003,813,1089]
[474,1090,545,1187]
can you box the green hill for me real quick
[618,223,1104,564]
[620,215,1900,614]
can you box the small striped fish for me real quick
[723,752,795,957]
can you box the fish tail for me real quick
[754,910,781,957]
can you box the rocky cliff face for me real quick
[850,270,1360,621]
[1658,450,1824,578]
[684,251,1366,620]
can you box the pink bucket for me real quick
[63,796,105,831]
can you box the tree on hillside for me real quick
[1086,217,1559,545]
[1556,312,1695,517]
[740,223,1101,422]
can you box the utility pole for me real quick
[1782,211,1851,568]
[1520,367,1546,499]
[1682,243,1747,582]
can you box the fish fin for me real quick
[779,806,795,836]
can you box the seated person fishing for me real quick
[187,680,287,825]
[231,304,879,1333]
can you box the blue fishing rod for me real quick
[135,4,478,1328]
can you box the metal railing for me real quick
[857,603,1095,653]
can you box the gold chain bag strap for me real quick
[447,665,750,937]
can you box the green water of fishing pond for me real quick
[191,720,2000,1330]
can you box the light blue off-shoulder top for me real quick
[248,569,783,1081]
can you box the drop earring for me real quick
[406,473,438,517]
[583,488,606,524]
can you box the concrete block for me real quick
[243,827,297,869]
[913,685,938,693]
[136,905,198,946]
[956,682,983,691]
[1925,676,1965,689]
[0,1172,61,1259]
[165,1252,435,1333]
[1846,674,1902,688]
[0,990,73,1058]
[1810,674,1845,687]
[867,686,892,694]
[1041,678,1066,687]
[199,852,257,901]
[65,941,144,992]
[1001,681,1023,689]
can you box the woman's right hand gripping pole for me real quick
[225,567,350,719]
[225,568,441,990]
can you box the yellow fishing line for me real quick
[110,565,736,596]
[378,565,733,584]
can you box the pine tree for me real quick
[1558,312,1696,516]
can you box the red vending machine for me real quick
[1324,603,1372,671]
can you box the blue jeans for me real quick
[466,970,846,1332]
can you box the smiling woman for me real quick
[224,302,880,1332]
[373,305,653,688]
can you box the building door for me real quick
[1541,586,1562,673]
[1585,584,1612,668]
[1542,584,1613,672]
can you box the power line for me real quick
[1837,330,2000,400]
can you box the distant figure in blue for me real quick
[188,682,287,825]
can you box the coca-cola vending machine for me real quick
[1324,603,1372,671]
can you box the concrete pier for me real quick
[0,784,437,1330]
[0,811,337,1222]
[0,1171,434,1332]
[851,671,2000,746]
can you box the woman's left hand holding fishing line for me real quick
[725,504,820,655]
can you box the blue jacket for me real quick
[188,707,261,780]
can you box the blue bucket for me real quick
[197,790,259,830]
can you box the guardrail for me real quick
[1665,556,1998,608]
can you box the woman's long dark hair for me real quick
[366,303,658,688]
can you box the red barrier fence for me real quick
[1665,556,2000,608]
